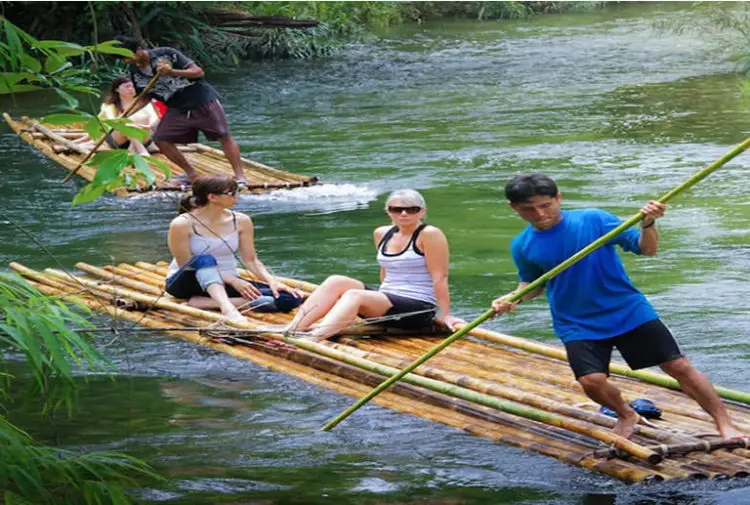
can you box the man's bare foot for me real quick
[612,409,639,439]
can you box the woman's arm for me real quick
[234,213,295,298]
[373,226,389,282]
[167,216,193,267]
[421,226,465,330]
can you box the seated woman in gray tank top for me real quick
[165,175,302,323]
[286,189,465,342]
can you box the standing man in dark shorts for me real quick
[492,173,743,440]
[116,36,248,186]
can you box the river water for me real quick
[3,3,750,503]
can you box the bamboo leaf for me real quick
[0,84,43,94]
[90,149,129,184]
[18,53,40,73]
[72,183,107,206]
[144,156,172,179]
[42,112,92,125]
[34,40,86,57]
[53,88,79,109]
[2,18,23,71]
[102,119,148,141]
[44,52,67,74]
[131,154,155,185]
[87,41,133,58]
[84,117,106,141]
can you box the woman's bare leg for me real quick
[189,284,246,322]
[287,275,364,331]
[309,289,392,341]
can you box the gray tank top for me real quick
[376,224,437,305]
[167,212,239,277]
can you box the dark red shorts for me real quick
[153,99,230,144]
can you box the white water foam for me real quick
[238,183,378,215]
[123,183,379,215]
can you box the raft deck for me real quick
[9,260,750,483]
[3,113,318,196]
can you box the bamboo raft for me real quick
[3,113,318,196]
[10,259,750,483]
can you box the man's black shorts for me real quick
[564,319,683,379]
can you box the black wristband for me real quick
[641,219,656,229]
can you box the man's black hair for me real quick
[115,35,145,54]
[504,173,559,203]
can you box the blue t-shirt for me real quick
[510,209,658,343]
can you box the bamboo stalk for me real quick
[284,340,662,464]
[27,119,89,155]
[592,438,750,459]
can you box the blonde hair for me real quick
[384,189,426,210]
[384,189,427,222]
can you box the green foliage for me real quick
[0,416,160,505]
[0,274,160,503]
[0,273,106,409]
[0,16,133,100]
[655,3,750,71]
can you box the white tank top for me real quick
[377,224,437,305]
[167,212,239,277]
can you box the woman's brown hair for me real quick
[179,176,238,213]
[103,76,149,115]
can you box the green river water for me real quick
[3,3,750,503]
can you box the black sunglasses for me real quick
[388,206,422,215]
[218,189,239,196]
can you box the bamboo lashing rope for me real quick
[62,71,161,183]
[322,137,750,432]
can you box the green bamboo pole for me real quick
[323,137,750,432]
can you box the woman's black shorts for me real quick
[564,318,683,379]
[364,285,437,329]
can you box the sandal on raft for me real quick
[599,399,662,420]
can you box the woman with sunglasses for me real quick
[286,189,465,341]
[165,175,302,322]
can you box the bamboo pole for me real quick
[288,340,663,464]
[63,72,161,183]
[27,119,89,155]
[592,438,750,459]
[324,137,750,430]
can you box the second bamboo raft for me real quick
[3,113,318,196]
[9,259,750,483]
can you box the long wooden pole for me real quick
[322,137,750,431]
[62,71,161,183]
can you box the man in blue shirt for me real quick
[492,173,742,440]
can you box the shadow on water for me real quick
[4,1,750,503]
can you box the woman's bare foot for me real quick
[224,309,248,324]
[612,409,639,439]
